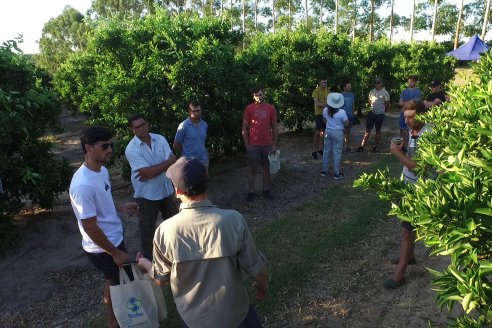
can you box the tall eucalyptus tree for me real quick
[482,0,491,39]
[454,0,464,49]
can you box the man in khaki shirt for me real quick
[136,157,268,328]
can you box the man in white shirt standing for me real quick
[125,113,178,259]
[70,125,138,328]
[356,77,390,152]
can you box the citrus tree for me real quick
[0,40,73,252]
[354,51,492,326]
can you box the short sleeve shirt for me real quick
[151,200,267,328]
[323,108,348,131]
[243,102,277,146]
[400,88,422,102]
[426,90,446,103]
[341,91,355,119]
[369,88,390,114]
[174,117,208,164]
[69,165,123,253]
[312,87,330,115]
[125,133,175,200]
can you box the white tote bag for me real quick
[268,150,280,174]
[142,273,168,321]
[110,264,160,328]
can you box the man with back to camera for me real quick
[173,100,209,172]
[136,157,269,328]
[125,113,178,260]
[384,99,432,289]
[398,75,422,136]
[242,87,278,202]
[70,125,138,328]
[311,77,330,159]
[356,77,390,153]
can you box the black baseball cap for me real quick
[166,157,208,196]
[429,79,441,87]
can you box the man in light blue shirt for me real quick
[173,100,209,171]
[341,81,356,151]
[125,113,178,259]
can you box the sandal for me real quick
[383,277,406,289]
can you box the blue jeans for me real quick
[322,129,344,175]
[183,306,262,328]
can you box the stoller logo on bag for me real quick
[126,297,144,318]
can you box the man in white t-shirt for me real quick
[125,113,178,260]
[356,77,390,152]
[70,125,138,328]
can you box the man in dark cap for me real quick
[356,77,390,152]
[424,79,449,108]
[136,157,269,328]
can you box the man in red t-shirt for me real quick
[241,87,278,202]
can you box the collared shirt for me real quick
[174,117,208,164]
[312,87,330,115]
[151,200,267,328]
[125,133,174,200]
[369,88,390,114]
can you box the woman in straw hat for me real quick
[321,93,350,180]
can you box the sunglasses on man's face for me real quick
[95,142,115,150]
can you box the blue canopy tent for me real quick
[446,35,490,61]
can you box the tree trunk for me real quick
[352,0,356,42]
[335,0,339,34]
[431,0,438,41]
[369,0,374,41]
[390,0,395,43]
[454,0,464,49]
[272,0,276,33]
[255,0,258,28]
[242,0,246,33]
[482,0,491,40]
[305,0,309,30]
[409,0,416,43]
[289,0,292,31]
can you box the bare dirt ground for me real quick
[0,109,459,327]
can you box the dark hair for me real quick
[189,100,201,109]
[408,75,418,81]
[80,125,114,154]
[404,99,427,115]
[328,106,339,118]
[128,113,145,127]
[251,86,263,94]
[341,81,351,89]
[183,180,208,197]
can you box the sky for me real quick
[0,0,471,54]
[0,0,93,54]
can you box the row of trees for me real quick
[34,0,490,75]
[52,12,455,158]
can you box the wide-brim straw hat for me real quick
[327,93,344,108]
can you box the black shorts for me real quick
[366,111,385,131]
[315,114,326,131]
[84,241,133,284]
